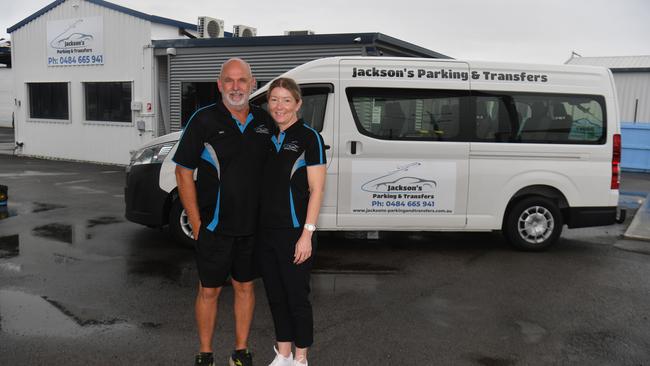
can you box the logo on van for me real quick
[361,162,437,193]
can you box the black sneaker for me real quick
[228,349,253,366]
[194,352,214,366]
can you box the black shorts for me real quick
[194,227,258,288]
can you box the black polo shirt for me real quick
[173,99,272,236]
[260,119,327,229]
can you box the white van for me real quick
[125,57,624,250]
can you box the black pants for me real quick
[257,228,314,348]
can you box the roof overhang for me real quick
[7,0,197,33]
[153,32,451,59]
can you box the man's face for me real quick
[217,61,255,111]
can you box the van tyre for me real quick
[503,196,563,251]
[169,199,195,248]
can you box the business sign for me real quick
[350,160,456,215]
[47,17,104,66]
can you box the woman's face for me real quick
[268,87,302,128]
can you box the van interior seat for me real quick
[521,101,551,141]
[549,102,573,141]
[380,102,405,138]
[476,101,496,139]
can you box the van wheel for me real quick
[169,199,195,248]
[503,196,563,251]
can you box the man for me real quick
[173,58,271,366]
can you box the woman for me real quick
[258,77,327,366]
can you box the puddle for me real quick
[313,255,399,274]
[0,206,17,220]
[0,289,130,337]
[0,262,22,273]
[516,320,547,344]
[87,216,124,228]
[0,171,78,178]
[0,234,19,259]
[42,297,125,326]
[32,223,73,244]
[53,253,81,264]
[475,356,517,366]
[141,322,162,329]
[32,202,66,213]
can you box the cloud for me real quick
[2,0,649,63]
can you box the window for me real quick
[181,82,219,127]
[251,84,332,132]
[28,83,69,120]
[85,82,132,122]
[473,92,606,144]
[347,88,470,141]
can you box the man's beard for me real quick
[223,91,249,110]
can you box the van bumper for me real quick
[124,163,168,227]
[565,206,618,228]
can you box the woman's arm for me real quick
[293,164,326,264]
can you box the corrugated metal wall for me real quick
[168,45,363,131]
[0,68,13,128]
[613,72,650,123]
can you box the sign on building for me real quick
[47,17,104,67]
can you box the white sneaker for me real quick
[293,360,308,366]
[268,346,293,366]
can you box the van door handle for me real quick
[350,141,358,155]
[324,144,331,150]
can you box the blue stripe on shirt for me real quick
[303,123,324,165]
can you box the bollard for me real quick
[0,185,7,206]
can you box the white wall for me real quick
[11,0,163,164]
[0,68,13,128]
[613,72,650,123]
[151,22,191,40]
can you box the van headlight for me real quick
[128,141,176,170]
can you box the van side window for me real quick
[475,96,517,141]
[251,84,332,132]
[473,92,606,144]
[347,88,470,141]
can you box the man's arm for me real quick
[175,165,201,239]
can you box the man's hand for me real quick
[191,221,202,240]
[175,165,202,241]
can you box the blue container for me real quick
[621,122,650,172]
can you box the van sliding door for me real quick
[336,59,471,229]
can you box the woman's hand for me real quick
[293,232,313,264]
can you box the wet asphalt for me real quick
[0,154,649,366]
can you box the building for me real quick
[7,0,449,165]
[0,39,12,128]
[566,55,650,172]
[153,33,449,134]
[7,0,197,164]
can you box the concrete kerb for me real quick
[616,192,650,255]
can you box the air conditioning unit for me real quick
[233,25,257,37]
[284,30,315,36]
[197,17,224,38]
